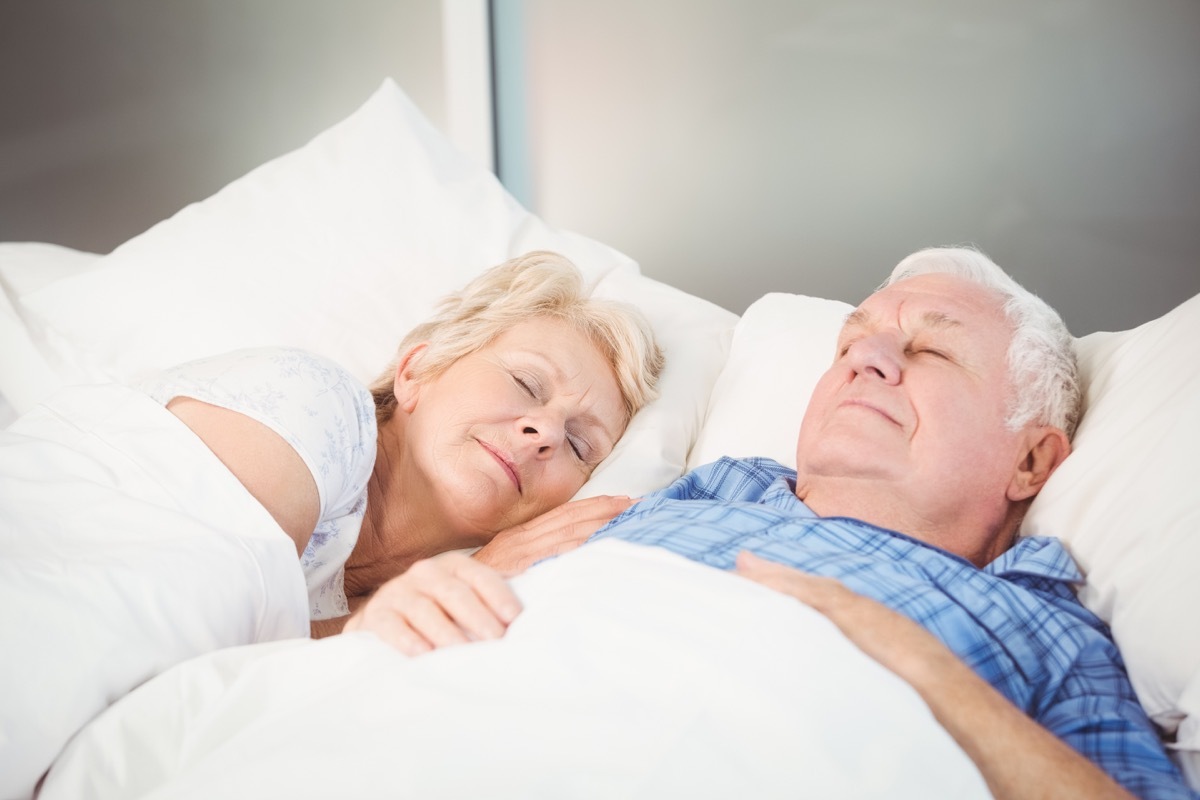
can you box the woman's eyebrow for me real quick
[519,350,623,446]
[517,350,564,379]
[572,413,618,450]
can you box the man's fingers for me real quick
[735,550,838,609]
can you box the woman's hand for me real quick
[344,552,521,656]
[473,494,635,573]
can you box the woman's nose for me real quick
[844,334,902,384]
[519,415,565,457]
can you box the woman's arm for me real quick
[167,397,318,555]
[734,551,1135,800]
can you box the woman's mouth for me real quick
[478,439,522,493]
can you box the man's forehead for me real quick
[842,305,965,332]
[846,274,1005,329]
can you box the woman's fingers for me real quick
[445,555,523,626]
[538,494,634,526]
[345,552,521,656]
[413,556,520,640]
[474,495,635,572]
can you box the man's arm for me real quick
[735,551,1135,800]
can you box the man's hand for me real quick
[734,550,944,678]
[734,551,1134,800]
[344,552,521,656]
[473,495,635,573]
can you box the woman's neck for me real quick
[342,416,475,599]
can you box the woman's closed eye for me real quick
[513,372,542,399]
[567,432,595,463]
[567,435,585,460]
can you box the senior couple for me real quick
[4,248,1192,798]
[342,247,1193,799]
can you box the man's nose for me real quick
[845,334,902,384]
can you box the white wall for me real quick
[0,0,445,254]
[4,1,1197,335]
[510,0,1200,334]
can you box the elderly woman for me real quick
[152,251,663,637]
[0,250,661,799]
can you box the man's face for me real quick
[794,273,1026,542]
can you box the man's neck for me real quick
[796,480,1019,567]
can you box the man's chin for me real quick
[796,454,906,484]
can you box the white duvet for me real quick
[0,385,308,800]
[39,540,988,799]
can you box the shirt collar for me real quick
[764,473,1081,583]
[760,475,817,516]
[984,536,1084,583]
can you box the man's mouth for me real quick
[840,398,900,426]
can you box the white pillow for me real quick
[1,79,736,497]
[1024,293,1200,750]
[687,293,852,471]
[0,243,101,415]
[692,289,1200,767]
[591,270,737,497]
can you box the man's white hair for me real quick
[884,246,1081,439]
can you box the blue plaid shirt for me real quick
[590,457,1194,799]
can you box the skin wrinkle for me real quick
[795,275,1033,567]
[488,348,623,468]
[345,317,625,599]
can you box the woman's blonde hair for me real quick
[370,251,664,425]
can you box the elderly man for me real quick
[353,248,1192,799]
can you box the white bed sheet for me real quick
[0,384,308,800]
[0,395,15,430]
[40,540,988,800]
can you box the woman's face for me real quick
[396,316,628,540]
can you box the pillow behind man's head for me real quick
[690,287,1200,779]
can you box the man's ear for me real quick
[1008,426,1072,502]
[392,343,430,414]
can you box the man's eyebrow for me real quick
[842,308,872,329]
[919,311,963,330]
[840,308,963,332]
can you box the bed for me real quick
[1,79,1197,798]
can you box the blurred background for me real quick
[2,0,1197,334]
